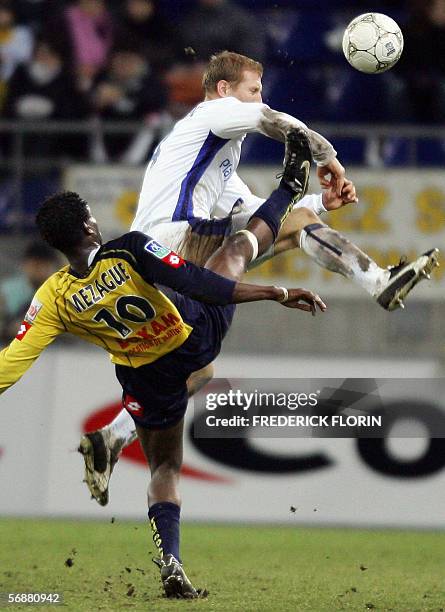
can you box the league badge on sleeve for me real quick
[25,298,43,324]
[145,239,185,268]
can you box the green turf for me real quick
[0,519,444,611]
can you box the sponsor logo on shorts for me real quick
[124,394,143,415]
[25,298,43,323]
[16,321,31,341]
[145,239,185,268]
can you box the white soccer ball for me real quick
[342,13,404,74]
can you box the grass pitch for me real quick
[0,519,444,611]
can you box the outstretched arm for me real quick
[209,98,345,196]
[210,99,336,165]
[258,107,346,197]
[0,295,64,396]
[258,107,335,164]
[118,232,326,316]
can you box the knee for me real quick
[294,206,321,228]
[187,363,214,397]
[286,207,321,248]
[222,232,250,257]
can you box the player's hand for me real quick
[322,178,358,210]
[317,158,346,196]
[282,289,327,316]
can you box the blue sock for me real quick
[148,502,181,562]
[250,185,295,241]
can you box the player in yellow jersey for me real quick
[81,51,440,512]
[0,129,326,598]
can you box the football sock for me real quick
[250,185,295,240]
[299,223,390,296]
[149,502,181,562]
[105,409,137,446]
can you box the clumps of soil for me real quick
[64,548,77,568]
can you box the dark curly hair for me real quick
[36,191,90,253]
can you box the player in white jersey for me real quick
[132,54,345,265]
[79,51,439,506]
[133,96,330,232]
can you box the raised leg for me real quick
[273,207,389,296]
[270,206,439,309]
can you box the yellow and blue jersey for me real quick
[0,232,235,395]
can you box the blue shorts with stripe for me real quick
[116,292,235,430]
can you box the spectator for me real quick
[0,0,33,83]
[16,1,64,33]
[90,43,168,163]
[163,61,208,115]
[115,0,184,72]
[165,0,268,116]
[46,0,114,92]
[3,39,89,157]
[181,0,265,62]
[400,0,445,122]
[0,241,59,344]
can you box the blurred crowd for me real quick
[0,0,443,342]
[0,240,59,342]
[0,0,444,164]
[0,0,266,162]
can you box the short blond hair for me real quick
[202,51,263,94]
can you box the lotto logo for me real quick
[16,321,31,341]
[162,252,185,268]
[124,395,143,414]
[145,239,184,267]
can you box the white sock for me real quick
[104,409,137,446]
[299,223,389,296]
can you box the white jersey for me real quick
[132,97,274,232]
[132,96,329,235]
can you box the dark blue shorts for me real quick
[115,297,235,430]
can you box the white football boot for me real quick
[78,429,125,506]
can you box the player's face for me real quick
[229,70,263,103]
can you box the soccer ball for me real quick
[342,13,404,74]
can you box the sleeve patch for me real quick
[144,239,185,268]
[25,298,43,324]
[16,321,32,341]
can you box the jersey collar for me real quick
[87,246,101,267]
